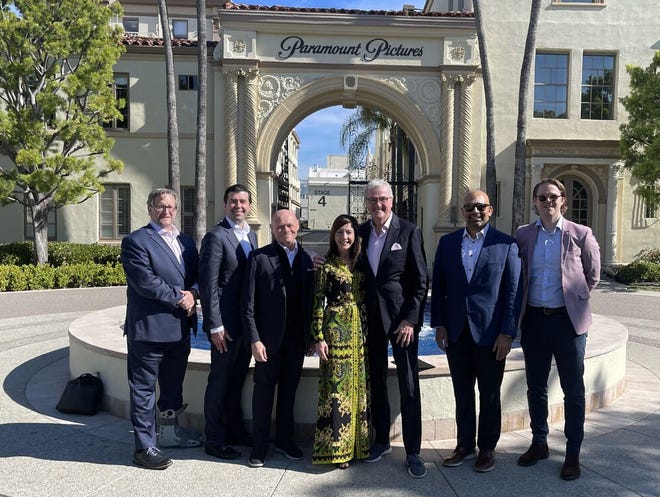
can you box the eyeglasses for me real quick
[366,196,392,205]
[463,203,490,212]
[536,194,563,202]
[152,205,177,212]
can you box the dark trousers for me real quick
[521,308,587,456]
[203,335,252,447]
[367,312,422,455]
[251,332,305,457]
[127,337,190,450]
[445,324,505,451]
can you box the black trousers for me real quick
[445,324,505,451]
[367,312,422,455]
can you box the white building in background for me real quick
[306,156,350,230]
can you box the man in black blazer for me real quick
[241,210,314,468]
[359,179,429,478]
[121,187,201,470]
[199,184,258,460]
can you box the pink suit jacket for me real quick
[516,218,601,334]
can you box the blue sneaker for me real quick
[407,454,427,478]
[363,443,392,463]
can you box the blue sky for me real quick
[249,0,417,177]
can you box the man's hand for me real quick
[177,289,195,312]
[251,341,267,362]
[394,320,415,348]
[434,326,448,352]
[315,340,329,361]
[210,330,233,353]
[312,253,326,270]
[492,333,514,361]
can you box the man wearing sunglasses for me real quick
[431,189,522,473]
[516,178,600,481]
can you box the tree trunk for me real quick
[158,0,181,200]
[473,0,497,228]
[194,0,208,247]
[511,0,542,233]
[29,193,50,265]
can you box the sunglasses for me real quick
[463,203,490,212]
[536,194,564,202]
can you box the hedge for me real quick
[615,260,660,285]
[0,263,126,292]
[0,242,121,266]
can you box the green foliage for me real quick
[620,51,660,209]
[638,248,660,264]
[615,260,660,285]
[0,0,126,263]
[0,262,126,291]
[0,241,121,266]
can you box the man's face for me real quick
[271,211,299,249]
[366,186,393,226]
[533,182,565,223]
[462,191,492,235]
[148,193,177,231]
[224,191,251,224]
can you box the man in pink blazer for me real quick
[515,178,600,481]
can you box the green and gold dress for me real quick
[311,256,370,465]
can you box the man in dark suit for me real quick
[121,187,201,470]
[431,189,522,473]
[359,179,429,478]
[241,209,314,468]
[199,184,257,460]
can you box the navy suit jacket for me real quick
[359,214,428,335]
[121,224,198,342]
[198,218,258,339]
[241,241,314,352]
[430,225,522,347]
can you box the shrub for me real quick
[0,242,121,267]
[638,249,660,265]
[615,260,660,284]
[0,262,126,291]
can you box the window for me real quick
[172,19,188,39]
[181,186,195,236]
[448,0,466,10]
[534,53,568,118]
[581,54,615,120]
[555,0,604,3]
[24,203,57,241]
[178,75,198,91]
[122,17,139,34]
[104,74,129,130]
[100,185,130,240]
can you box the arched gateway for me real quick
[214,5,482,252]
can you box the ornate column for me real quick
[223,69,239,186]
[456,74,475,204]
[438,75,455,224]
[605,161,624,266]
[242,68,259,219]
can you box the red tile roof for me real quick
[121,35,218,48]
[219,2,473,17]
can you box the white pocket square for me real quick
[391,243,402,251]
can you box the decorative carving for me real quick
[449,46,465,61]
[609,161,625,180]
[233,40,246,54]
[379,76,441,139]
[257,74,321,124]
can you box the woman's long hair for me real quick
[326,214,361,269]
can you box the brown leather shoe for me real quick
[442,447,477,467]
[474,450,495,473]
[560,455,581,480]
[517,442,549,466]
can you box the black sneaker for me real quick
[363,443,392,463]
[274,443,304,461]
[205,444,241,460]
[133,447,172,470]
[406,454,427,478]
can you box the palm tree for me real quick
[158,0,180,199]
[511,0,542,232]
[339,107,392,174]
[193,0,207,247]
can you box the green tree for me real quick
[620,51,660,209]
[0,0,125,265]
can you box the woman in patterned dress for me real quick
[311,214,370,469]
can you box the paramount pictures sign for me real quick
[277,36,424,62]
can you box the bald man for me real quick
[241,210,314,468]
[431,190,522,473]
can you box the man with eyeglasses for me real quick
[121,187,201,470]
[516,178,600,481]
[358,179,429,478]
[431,189,521,473]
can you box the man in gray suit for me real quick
[200,184,258,460]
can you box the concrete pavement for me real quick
[0,283,658,497]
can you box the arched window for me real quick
[561,177,590,226]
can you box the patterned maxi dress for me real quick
[311,256,370,465]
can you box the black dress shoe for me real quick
[226,432,254,447]
[442,446,477,467]
[205,444,241,460]
[474,450,495,473]
[274,443,304,460]
[560,455,581,480]
[517,442,549,466]
[133,447,172,470]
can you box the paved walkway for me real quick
[0,283,658,497]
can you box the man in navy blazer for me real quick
[122,187,201,470]
[241,210,314,468]
[431,189,521,473]
[199,184,257,460]
[358,179,429,478]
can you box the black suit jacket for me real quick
[359,214,429,335]
[198,218,258,339]
[241,241,314,352]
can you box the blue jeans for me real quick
[521,308,587,456]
